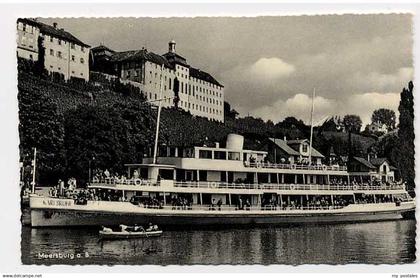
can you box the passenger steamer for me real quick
[29,134,415,227]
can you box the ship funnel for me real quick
[226,134,244,150]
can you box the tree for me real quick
[397,81,415,194]
[64,104,130,183]
[343,114,362,133]
[224,101,239,120]
[371,108,396,131]
[18,86,65,185]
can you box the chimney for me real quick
[53,22,58,29]
[215,142,220,148]
[168,40,176,53]
[283,136,287,143]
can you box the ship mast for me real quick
[31,147,37,193]
[152,64,165,164]
[308,88,315,165]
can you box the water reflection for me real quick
[21,220,416,265]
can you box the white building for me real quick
[17,18,90,81]
[91,41,225,122]
[366,121,388,134]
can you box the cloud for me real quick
[349,67,414,93]
[249,58,296,80]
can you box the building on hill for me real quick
[90,41,225,122]
[365,121,388,134]
[347,156,396,183]
[17,18,91,81]
[90,45,115,75]
[259,138,325,165]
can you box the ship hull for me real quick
[30,209,410,228]
[29,197,415,227]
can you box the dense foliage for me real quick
[371,108,396,131]
[397,82,415,194]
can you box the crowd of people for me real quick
[171,196,191,210]
[48,177,77,198]
[92,168,130,184]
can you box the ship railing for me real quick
[138,204,347,211]
[90,177,156,187]
[173,181,405,191]
[244,161,347,171]
[90,178,405,191]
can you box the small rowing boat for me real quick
[99,229,163,239]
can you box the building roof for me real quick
[269,138,300,156]
[110,49,173,68]
[370,157,397,170]
[162,52,189,67]
[352,157,376,169]
[91,45,115,53]
[18,18,90,47]
[283,139,325,158]
[106,46,223,87]
[287,139,307,145]
[190,67,223,87]
[306,147,325,158]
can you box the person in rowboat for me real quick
[101,226,113,233]
[119,224,129,232]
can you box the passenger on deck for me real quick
[146,223,154,232]
[119,224,128,232]
[217,199,222,210]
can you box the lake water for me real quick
[21,220,416,265]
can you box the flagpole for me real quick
[152,64,165,164]
[309,88,315,165]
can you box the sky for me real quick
[40,14,413,126]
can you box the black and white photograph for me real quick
[9,9,417,267]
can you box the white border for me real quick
[0,1,418,274]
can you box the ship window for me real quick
[199,150,212,159]
[159,169,174,180]
[228,152,240,161]
[214,151,227,160]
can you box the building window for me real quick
[81,73,83,76]
[50,36,53,42]
[50,49,54,56]
[71,55,75,61]
[80,58,85,64]
[57,51,62,58]
[81,46,85,52]
[29,54,33,61]
[58,39,62,45]
[71,43,75,49]
[302,144,308,153]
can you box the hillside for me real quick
[18,70,382,185]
